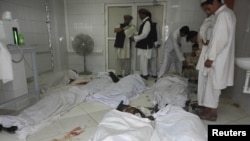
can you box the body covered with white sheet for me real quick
[151,105,207,141]
[0,86,88,139]
[90,109,153,141]
[0,72,115,139]
[150,74,189,109]
[90,105,207,141]
[0,73,145,139]
[86,73,146,107]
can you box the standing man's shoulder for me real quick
[217,5,235,18]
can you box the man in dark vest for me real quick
[131,8,153,80]
[114,15,136,77]
[148,12,161,79]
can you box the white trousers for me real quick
[116,58,131,76]
[148,47,158,76]
[197,69,221,108]
[158,52,182,79]
[137,48,152,76]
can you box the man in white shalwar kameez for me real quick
[196,0,236,121]
[114,15,136,77]
[131,9,153,80]
[158,26,189,79]
[148,12,162,78]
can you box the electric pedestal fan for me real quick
[72,33,94,75]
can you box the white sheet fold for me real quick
[150,75,189,108]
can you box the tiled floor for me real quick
[1,77,250,141]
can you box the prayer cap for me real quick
[200,0,224,4]
[124,15,133,20]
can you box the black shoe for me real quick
[4,126,18,134]
[151,75,157,78]
[140,74,149,80]
[109,72,119,83]
[117,75,123,78]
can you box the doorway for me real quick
[105,3,166,74]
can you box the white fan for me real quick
[72,33,94,75]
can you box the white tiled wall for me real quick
[0,0,52,76]
[0,0,206,75]
[65,0,206,73]
[226,0,250,115]
[0,0,67,74]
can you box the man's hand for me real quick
[182,60,188,66]
[114,28,122,33]
[204,59,213,68]
[130,37,135,42]
[155,44,161,48]
[202,39,209,45]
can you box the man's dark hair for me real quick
[138,8,150,15]
[192,43,199,49]
[186,31,198,42]
[148,11,152,18]
[201,0,223,5]
[180,26,190,35]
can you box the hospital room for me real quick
[0,0,250,140]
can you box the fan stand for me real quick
[79,55,92,75]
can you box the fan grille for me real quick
[72,34,94,56]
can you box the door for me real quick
[105,4,133,73]
[105,3,166,73]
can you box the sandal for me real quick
[198,112,217,121]
[192,106,205,115]
[191,103,205,115]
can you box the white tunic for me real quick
[196,15,216,71]
[206,5,236,90]
[199,15,215,43]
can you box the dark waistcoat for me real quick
[114,23,126,48]
[136,19,153,49]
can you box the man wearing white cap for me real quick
[195,0,236,121]
[131,8,153,80]
[114,15,136,77]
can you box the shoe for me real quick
[198,113,217,121]
[117,75,123,78]
[140,74,148,80]
[109,72,119,83]
[151,75,157,78]
[4,126,18,134]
